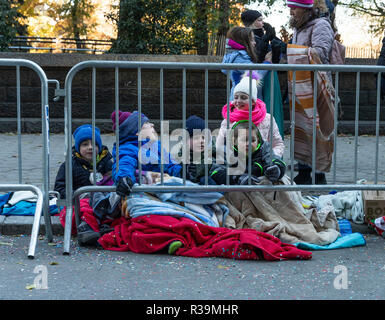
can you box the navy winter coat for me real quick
[54,146,113,199]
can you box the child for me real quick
[173,115,217,185]
[54,124,113,200]
[211,120,286,185]
[222,26,271,101]
[111,110,182,196]
[111,110,184,254]
[216,75,285,158]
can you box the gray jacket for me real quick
[292,17,334,64]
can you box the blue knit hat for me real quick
[186,115,205,136]
[73,124,102,153]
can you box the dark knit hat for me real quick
[73,124,102,153]
[119,111,149,137]
[111,110,132,131]
[241,10,262,27]
[186,115,206,136]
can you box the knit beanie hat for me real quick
[241,10,262,26]
[111,110,132,131]
[120,111,149,136]
[73,124,102,153]
[233,76,258,102]
[186,115,206,136]
[287,0,314,8]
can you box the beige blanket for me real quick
[222,176,340,245]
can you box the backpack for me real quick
[329,33,346,65]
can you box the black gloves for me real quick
[271,38,287,63]
[262,22,276,42]
[236,174,261,185]
[186,163,197,181]
[116,176,134,197]
[265,165,281,182]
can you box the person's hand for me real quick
[116,176,133,197]
[186,163,197,181]
[271,39,287,63]
[265,165,281,182]
[262,22,276,42]
[237,174,261,185]
[264,51,272,63]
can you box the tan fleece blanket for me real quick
[222,176,340,245]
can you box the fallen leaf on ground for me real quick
[0,242,13,246]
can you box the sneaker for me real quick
[77,221,101,246]
[168,240,183,255]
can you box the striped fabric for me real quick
[287,44,335,172]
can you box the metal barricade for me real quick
[0,59,55,258]
[62,61,385,255]
[0,184,43,258]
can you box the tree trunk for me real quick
[216,0,229,55]
[194,0,208,55]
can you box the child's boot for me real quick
[168,240,183,255]
[77,221,101,246]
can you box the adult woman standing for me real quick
[286,0,335,185]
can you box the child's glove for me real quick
[265,165,281,182]
[116,176,134,197]
[186,163,197,181]
[236,174,261,185]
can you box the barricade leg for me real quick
[0,184,43,259]
[63,204,73,255]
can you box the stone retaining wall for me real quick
[0,52,383,134]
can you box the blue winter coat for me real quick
[221,45,270,101]
[112,136,181,184]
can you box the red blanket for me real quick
[98,215,312,261]
[62,199,312,261]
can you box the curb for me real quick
[0,215,64,236]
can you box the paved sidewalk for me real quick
[1,133,384,236]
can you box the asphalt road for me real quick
[0,233,384,301]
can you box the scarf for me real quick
[227,39,246,50]
[222,100,267,125]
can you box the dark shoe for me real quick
[315,173,327,185]
[293,169,312,185]
[99,223,114,235]
[77,221,100,246]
